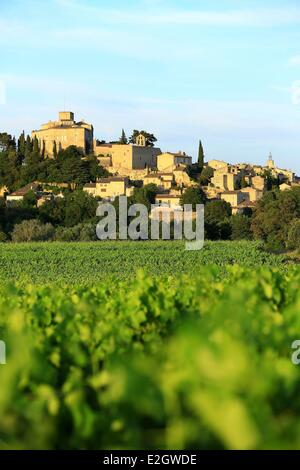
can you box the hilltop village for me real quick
[2,110,297,214]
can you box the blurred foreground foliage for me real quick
[1,267,300,449]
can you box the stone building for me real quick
[207,159,228,170]
[157,152,192,172]
[143,173,174,191]
[83,177,130,199]
[6,182,40,204]
[173,167,192,187]
[94,134,161,171]
[32,111,94,157]
[211,165,242,191]
[155,193,182,209]
[221,190,244,208]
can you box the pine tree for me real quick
[119,129,128,144]
[198,140,204,170]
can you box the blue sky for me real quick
[1,0,300,172]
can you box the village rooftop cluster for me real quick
[3,111,299,214]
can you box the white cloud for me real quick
[273,82,300,105]
[289,56,300,66]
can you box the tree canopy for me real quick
[129,130,157,147]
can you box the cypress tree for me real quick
[33,136,39,154]
[119,129,128,144]
[53,141,58,159]
[198,140,204,170]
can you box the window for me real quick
[101,189,106,193]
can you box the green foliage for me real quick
[0,241,288,286]
[0,266,300,449]
[198,140,204,169]
[22,189,38,208]
[230,214,252,240]
[0,133,16,152]
[39,190,99,227]
[251,187,300,251]
[287,219,300,251]
[55,223,97,242]
[199,165,214,186]
[180,186,207,209]
[205,200,232,240]
[263,169,279,191]
[119,129,128,144]
[11,219,55,242]
[186,163,202,181]
[0,231,7,242]
[0,133,109,192]
[131,184,159,210]
[129,130,157,147]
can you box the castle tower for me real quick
[267,152,275,169]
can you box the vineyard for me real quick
[0,240,289,285]
[1,262,300,449]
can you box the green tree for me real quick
[230,214,252,240]
[199,166,214,186]
[180,186,207,210]
[287,219,300,251]
[198,140,204,170]
[0,133,15,152]
[119,129,128,145]
[53,141,58,160]
[131,184,159,210]
[129,130,157,147]
[251,187,300,250]
[22,190,38,208]
[11,219,55,242]
[205,200,232,240]
[64,190,99,227]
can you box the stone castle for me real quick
[32,111,94,156]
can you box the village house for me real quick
[155,193,182,209]
[0,186,8,197]
[221,190,245,209]
[157,152,192,172]
[173,167,192,187]
[211,165,243,191]
[142,173,174,191]
[83,177,131,199]
[251,175,266,191]
[240,187,263,202]
[207,159,228,170]
[32,111,94,157]
[6,182,40,204]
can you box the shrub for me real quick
[230,214,252,240]
[12,219,55,242]
[55,223,97,242]
[287,219,300,251]
[0,231,7,242]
